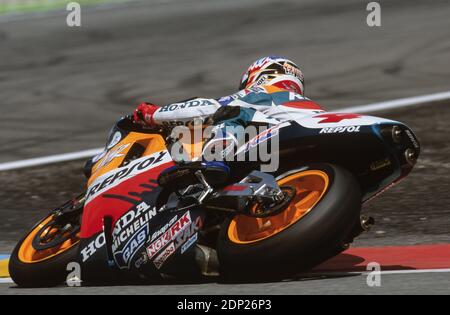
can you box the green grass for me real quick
[0,0,129,15]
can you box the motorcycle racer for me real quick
[86,56,324,181]
[134,56,323,130]
[136,56,322,154]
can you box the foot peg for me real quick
[157,162,230,190]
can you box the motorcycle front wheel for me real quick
[217,163,362,280]
[9,196,83,288]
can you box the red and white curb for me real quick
[313,244,450,275]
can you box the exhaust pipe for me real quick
[360,215,375,232]
[346,215,375,244]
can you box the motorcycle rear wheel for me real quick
[217,163,361,280]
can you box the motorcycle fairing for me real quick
[79,130,174,270]
[79,125,208,275]
[294,112,399,129]
[273,113,419,202]
[80,150,173,239]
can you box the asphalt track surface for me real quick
[0,0,449,294]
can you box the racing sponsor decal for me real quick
[177,216,203,253]
[218,90,251,105]
[153,242,176,269]
[319,126,361,134]
[175,216,203,250]
[283,61,304,80]
[405,130,420,149]
[158,99,216,113]
[134,252,149,269]
[181,233,198,254]
[85,151,171,205]
[95,143,130,170]
[146,212,192,259]
[150,215,179,242]
[218,87,268,106]
[80,233,106,263]
[114,224,150,269]
[298,112,398,129]
[151,216,203,269]
[254,75,270,86]
[112,201,157,269]
[370,158,392,171]
[243,125,280,152]
[112,202,157,253]
[107,131,123,150]
[316,113,362,124]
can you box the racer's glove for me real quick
[133,102,159,127]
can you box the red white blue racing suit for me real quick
[85,85,324,177]
[153,84,324,131]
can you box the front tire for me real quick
[9,199,82,288]
[217,164,361,280]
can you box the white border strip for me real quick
[339,90,450,113]
[307,268,450,277]
[0,90,449,172]
[0,148,103,171]
[0,278,13,284]
[371,268,450,275]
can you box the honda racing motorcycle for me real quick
[9,110,420,287]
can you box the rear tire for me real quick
[217,163,361,280]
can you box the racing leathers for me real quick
[146,85,322,128]
[85,85,324,179]
[136,84,324,161]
